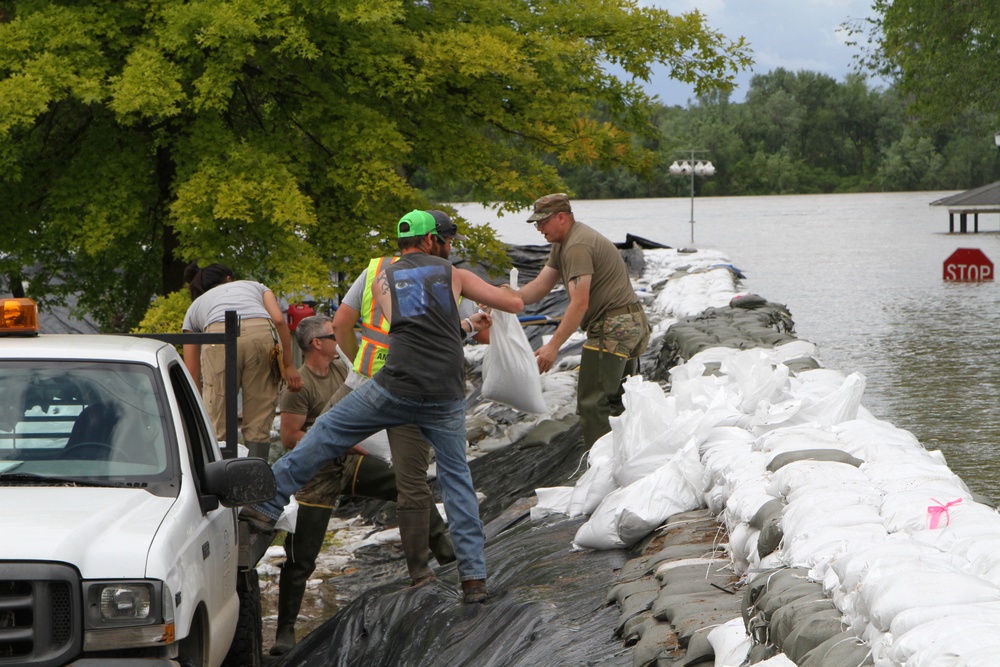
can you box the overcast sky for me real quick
[642,0,881,105]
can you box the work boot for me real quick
[397,509,434,584]
[239,506,276,535]
[245,440,271,462]
[428,506,456,566]
[270,504,333,656]
[461,579,489,604]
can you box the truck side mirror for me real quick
[203,458,277,508]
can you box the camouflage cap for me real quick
[526,193,572,222]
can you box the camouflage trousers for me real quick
[295,454,363,507]
[578,306,651,447]
[584,307,650,358]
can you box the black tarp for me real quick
[280,423,635,667]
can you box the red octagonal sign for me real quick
[943,248,994,282]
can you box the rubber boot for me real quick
[428,506,456,566]
[577,347,630,447]
[270,504,332,656]
[397,509,435,584]
[245,440,271,463]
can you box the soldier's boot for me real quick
[269,504,332,656]
[577,347,629,447]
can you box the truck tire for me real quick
[222,568,263,667]
[177,611,208,667]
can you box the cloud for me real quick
[638,0,877,102]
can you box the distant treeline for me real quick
[435,68,1000,201]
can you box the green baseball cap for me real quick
[397,210,437,239]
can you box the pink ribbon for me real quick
[927,497,963,529]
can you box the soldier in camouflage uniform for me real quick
[518,193,651,447]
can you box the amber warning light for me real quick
[0,298,40,336]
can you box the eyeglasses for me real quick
[312,334,337,343]
[533,214,556,229]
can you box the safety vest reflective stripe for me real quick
[353,256,395,378]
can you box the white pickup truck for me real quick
[0,298,275,667]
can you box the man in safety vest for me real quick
[329,210,488,589]
[268,314,456,656]
[245,209,521,604]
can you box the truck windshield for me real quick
[0,361,173,485]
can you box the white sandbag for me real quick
[567,458,617,518]
[781,523,889,573]
[951,535,1000,576]
[355,429,392,464]
[889,615,1000,666]
[880,490,976,533]
[707,617,751,667]
[481,268,547,414]
[785,482,885,509]
[752,372,866,432]
[833,418,922,457]
[719,347,791,413]
[751,656,797,666]
[909,503,1000,551]
[611,376,677,486]
[781,501,884,539]
[701,444,767,495]
[829,537,952,595]
[573,445,704,550]
[567,429,617,517]
[770,339,818,365]
[888,602,1000,639]
[953,645,1000,666]
[723,484,776,528]
[859,570,1000,632]
[727,522,758,561]
[275,494,299,533]
[767,459,869,499]
[531,486,574,520]
[756,425,843,455]
[862,455,961,484]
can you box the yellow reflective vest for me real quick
[353,256,396,378]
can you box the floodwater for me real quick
[455,191,1000,502]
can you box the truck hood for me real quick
[0,487,175,579]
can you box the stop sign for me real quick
[943,248,994,282]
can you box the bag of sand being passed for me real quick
[481,268,547,414]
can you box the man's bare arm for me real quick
[332,303,362,363]
[279,412,309,449]
[517,265,560,305]
[534,273,591,373]
[455,268,524,313]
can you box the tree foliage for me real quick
[557,70,1000,199]
[854,0,1000,127]
[0,0,751,330]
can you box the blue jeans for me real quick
[251,380,486,581]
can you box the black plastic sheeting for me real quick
[280,422,634,667]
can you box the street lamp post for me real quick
[669,150,715,245]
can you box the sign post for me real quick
[943,248,994,282]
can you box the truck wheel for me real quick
[177,612,208,667]
[222,568,263,667]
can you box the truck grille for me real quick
[0,563,80,667]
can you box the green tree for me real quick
[857,0,1000,127]
[0,0,751,330]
